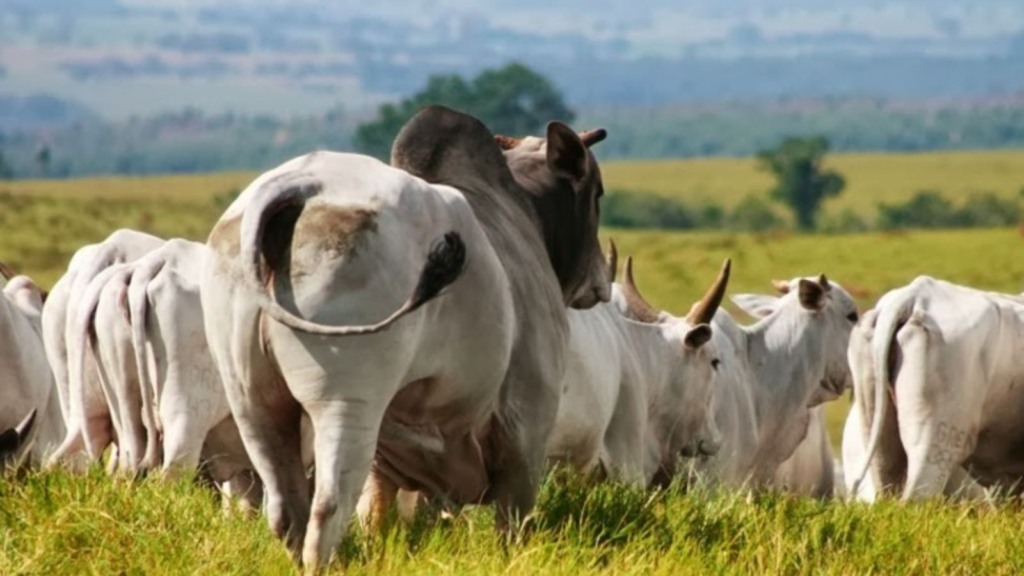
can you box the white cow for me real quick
[685,275,858,489]
[547,252,729,486]
[201,106,610,567]
[848,276,1019,501]
[44,229,164,469]
[1,271,64,466]
[124,239,261,503]
[773,405,835,498]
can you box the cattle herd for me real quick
[1,105,1022,569]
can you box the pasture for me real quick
[601,149,1024,217]
[3,468,1023,574]
[2,149,1024,573]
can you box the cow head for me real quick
[732,274,859,407]
[3,275,47,316]
[498,124,610,309]
[390,105,611,310]
[0,409,37,470]
[617,254,731,465]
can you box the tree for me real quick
[354,62,574,160]
[756,136,845,231]
[36,144,51,177]
[0,149,12,180]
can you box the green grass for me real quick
[4,164,1024,441]
[600,149,1024,219]
[4,156,1024,573]
[2,469,1023,574]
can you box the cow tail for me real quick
[238,174,467,337]
[70,268,116,460]
[850,291,913,499]
[128,259,165,470]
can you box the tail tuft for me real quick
[409,231,467,311]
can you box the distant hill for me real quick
[0,1,1021,118]
[0,94,101,132]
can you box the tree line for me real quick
[3,63,1024,180]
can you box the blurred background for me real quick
[2,0,1024,469]
[2,0,1024,175]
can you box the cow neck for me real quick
[613,311,678,414]
[743,307,825,440]
[520,184,577,295]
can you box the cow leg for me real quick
[600,383,647,486]
[356,466,399,531]
[220,470,265,515]
[301,398,384,568]
[223,371,310,561]
[944,466,990,502]
[895,327,974,501]
[395,489,427,524]
[111,369,147,474]
[159,411,206,480]
[203,416,263,514]
[488,421,549,538]
[46,429,87,471]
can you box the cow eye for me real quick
[711,358,721,371]
[846,311,859,323]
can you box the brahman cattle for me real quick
[685,274,857,490]
[201,106,609,567]
[546,251,730,486]
[44,229,164,469]
[1,268,63,466]
[773,405,835,498]
[848,276,1021,501]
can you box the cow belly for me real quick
[375,424,490,505]
[964,424,1024,488]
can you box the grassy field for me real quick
[2,468,1023,575]
[2,151,1024,573]
[600,149,1024,218]
[3,154,1024,441]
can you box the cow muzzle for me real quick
[570,283,611,310]
[680,438,720,459]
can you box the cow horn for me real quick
[579,128,607,148]
[771,279,791,294]
[606,238,618,283]
[0,261,17,281]
[622,256,660,323]
[687,258,732,326]
[494,135,521,150]
[818,273,832,291]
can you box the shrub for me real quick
[952,191,1019,227]
[601,190,697,230]
[878,189,1019,230]
[727,194,787,233]
[820,208,871,234]
[877,190,957,230]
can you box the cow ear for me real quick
[0,428,20,456]
[798,278,827,310]
[731,294,778,319]
[0,409,34,465]
[684,324,713,349]
[546,121,588,183]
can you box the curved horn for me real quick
[818,273,832,291]
[579,128,607,148]
[606,238,618,283]
[687,258,732,326]
[771,279,791,294]
[622,256,660,323]
[0,261,17,281]
[494,135,521,150]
